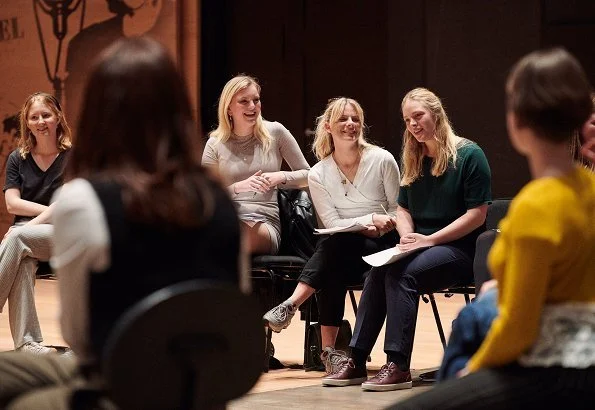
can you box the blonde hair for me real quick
[209,75,273,154]
[400,88,461,185]
[312,97,373,160]
[18,92,72,159]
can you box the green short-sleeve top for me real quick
[397,140,492,249]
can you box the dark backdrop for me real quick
[201,0,595,198]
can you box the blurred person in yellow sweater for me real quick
[394,47,595,409]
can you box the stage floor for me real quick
[1,279,466,408]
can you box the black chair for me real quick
[250,188,316,371]
[252,188,363,371]
[415,199,511,382]
[252,253,309,371]
[423,198,512,348]
[36,261,55,279]
[88,280,264,410]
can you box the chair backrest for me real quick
[485,198,512,230]
[277,188,318,259]
[473,198,512,293]
[101,280,264,410]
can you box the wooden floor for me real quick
[0,279,467,408]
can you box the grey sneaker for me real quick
[320,347,349,375]
[17,342,55,355]
[263,300,297,333]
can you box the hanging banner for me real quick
[0,0,178,234]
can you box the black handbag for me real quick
[304,319,353,371]
[277,189,317,260]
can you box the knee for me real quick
[3,228,21,245]
[365,267,393,293]
[366,267,386,284]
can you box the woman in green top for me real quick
[322,88,492,391]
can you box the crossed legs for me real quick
[0,224,53,349]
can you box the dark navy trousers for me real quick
[350,243,474,366]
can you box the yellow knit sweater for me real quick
[468,167,595,371]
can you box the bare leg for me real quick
[288,282,315,307]
[241,222,272,255]
[321,325,340,349]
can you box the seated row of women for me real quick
[201,74,492,391]
[201,48,595,396]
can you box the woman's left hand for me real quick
[260,171,287,188]
[397,233,435,251]
[456,366,470,378]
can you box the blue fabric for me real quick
[437,287,499,381]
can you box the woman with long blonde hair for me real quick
[0,92,71,355]
[264,97,400,375]
[202,75,310,255]
[397,47,595,410]
[323,88,491,391]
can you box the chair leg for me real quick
[263,327,273,373]
[303,297,312,368]
[349,290,358,315]
[428,294,447,350]
[464,293,471,304]
[262,269,277,373]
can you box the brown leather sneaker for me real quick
[361,362,412,391]
[321,358,368,386]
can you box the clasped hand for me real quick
[369,214,397,237]
[397,233,435,251]
[236,170,287,194]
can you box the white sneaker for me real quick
[17,341,55,355]
[263,300,297,333]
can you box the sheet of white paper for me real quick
[314,223,367,235]
[362,246,430,267]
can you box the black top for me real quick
[3,149,69,224]
[87,177,242,362]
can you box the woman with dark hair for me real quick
[0,36,245,409]
[396,48,595,409]
[0,92,72,355]
[322,88,491,391]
